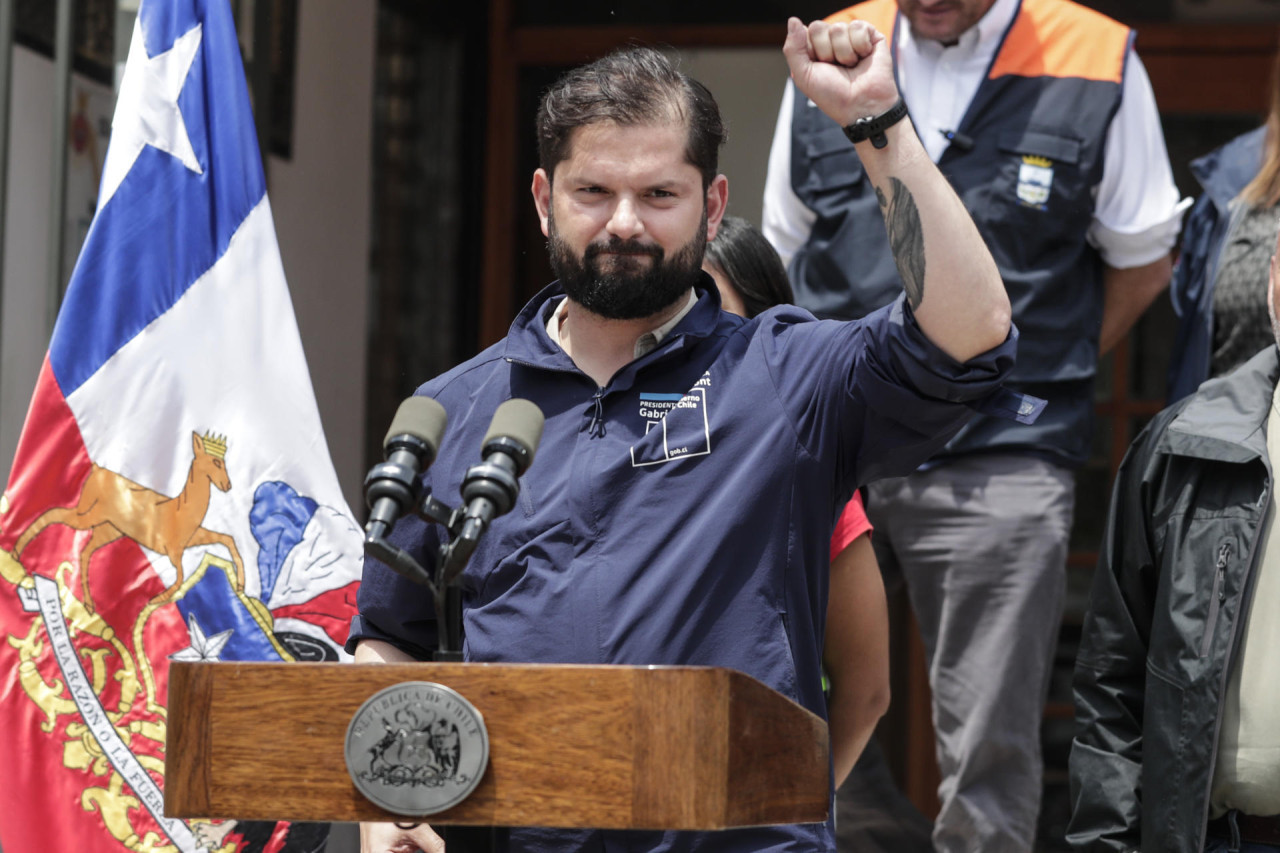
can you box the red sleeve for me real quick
[829,490,873,561]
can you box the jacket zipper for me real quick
[1198,541,1232,658]
[588,389,606,437]
[1196,481,1270,853]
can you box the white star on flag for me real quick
[98,18,204,211]
[169,614,233,663]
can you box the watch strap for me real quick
[843,98,909,150]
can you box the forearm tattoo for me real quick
[876,178,925,309]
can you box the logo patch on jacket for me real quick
[631,373,712,467]
[637,392,685,422]
[1016,155,1053,209]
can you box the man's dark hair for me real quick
[703,216,795,319]
[536,47,727,189]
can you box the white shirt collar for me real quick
[893,0,1022,162]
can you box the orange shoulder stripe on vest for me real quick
[988,0,1130,83]
[825,0,898,39]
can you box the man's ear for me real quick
[532,169,553,238]
[704,174,729,242]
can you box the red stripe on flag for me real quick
[0,357,92,553]
[0,356,191,852]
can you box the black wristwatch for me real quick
[843,98,909,150]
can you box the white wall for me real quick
[0,49,73,490]
[678,46,791,228]
[268,0,376,513]
[0,1,376,515]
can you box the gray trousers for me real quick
[866,453,1074,853]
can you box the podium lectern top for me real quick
[165,661,829,830]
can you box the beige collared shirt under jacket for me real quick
[545,289,697,363]
[1209,377,1280,818]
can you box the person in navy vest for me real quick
[349,19,1038,853]
[763,1,1185,851]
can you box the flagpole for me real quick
[47,0,73,333]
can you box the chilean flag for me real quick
[0,2,360,851]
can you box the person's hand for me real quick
[782,17,899,128]
[192,819,237,849]
[359,821,445,853]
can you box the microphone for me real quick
[363,396,448,544]
[454,399,544,555]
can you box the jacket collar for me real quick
[1190,125,1266,214]
[1161,345,1279,464]
[501,273,728,369]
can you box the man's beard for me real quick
[548,210,707,320]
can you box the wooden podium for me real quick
[165,661,830,830]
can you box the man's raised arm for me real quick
[783,17,1011,363]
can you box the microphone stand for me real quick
[360,401,540,852]
[363,490,479,662]
[362,495,506,853]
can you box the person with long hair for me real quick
[704,217,933,851]
[703,215,889,787]
[703,216,798,317]
[1168,50,1280,402]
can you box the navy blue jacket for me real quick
[1167,126,1266,403]
[349,279,1023,851]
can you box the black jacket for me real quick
[1067,345,1278,852]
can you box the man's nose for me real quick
[606,197,644,240]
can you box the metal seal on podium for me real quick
[344,681,490,816]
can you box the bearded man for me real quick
[350,21,1030,853]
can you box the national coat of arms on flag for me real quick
[0,1,362,851]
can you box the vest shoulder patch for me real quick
[988,0,1130,84]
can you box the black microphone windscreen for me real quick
[483,398,545,463]
[385,396,448,457]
